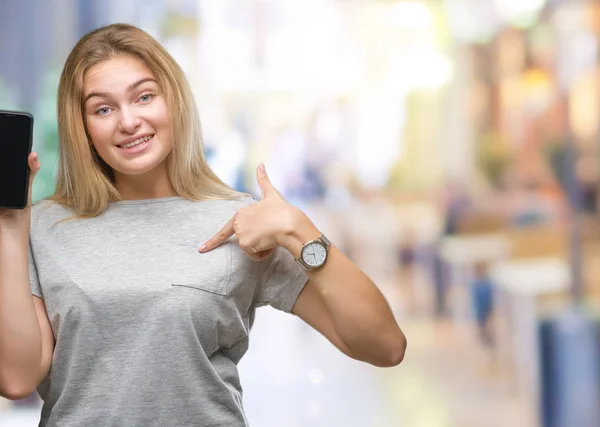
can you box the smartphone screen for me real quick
[0,111,34,209]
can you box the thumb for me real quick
[27,152,40,206]
[256,163,278,199]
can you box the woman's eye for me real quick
[139,93,154,103]
[95,107,112,116]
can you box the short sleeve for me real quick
[255,246,309,313]
[29,240,43,298]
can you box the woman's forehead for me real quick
[84,56,156,94]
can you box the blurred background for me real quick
[2,0,600,426]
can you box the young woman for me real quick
[0,23,406,426]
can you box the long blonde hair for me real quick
[49,23,246,217]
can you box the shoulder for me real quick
[234,194,257,208]
[29,200,77,243]
[31,199,74,228]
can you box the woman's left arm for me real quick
[280,214,407,368]
[200,164,406,368]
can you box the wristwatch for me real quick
[296,234,331,270]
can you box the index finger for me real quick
[199,218,235,253]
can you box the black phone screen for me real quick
[0,111,34,209]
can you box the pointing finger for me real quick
[199,218,235,253]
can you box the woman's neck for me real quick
[114,164,176,201]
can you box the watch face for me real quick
[301,242,327,268]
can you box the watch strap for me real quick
[296,257,311,271]
[318,234,331,249]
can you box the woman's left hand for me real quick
[199,164,313,261]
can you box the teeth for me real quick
[122,135,151,149]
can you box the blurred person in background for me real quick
[470,262,495,348]
[0,23,406,427]
[430,181,471,319]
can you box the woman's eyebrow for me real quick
[84,77,158,103]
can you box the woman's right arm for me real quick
[0,153,54,400]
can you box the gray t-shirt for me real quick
[28,196,309,427]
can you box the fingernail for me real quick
[259,163,266,173]
[198,244,207,253]
[33,154,38,162]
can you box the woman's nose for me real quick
[118,108,142,134]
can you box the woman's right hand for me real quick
[0,152,41,221]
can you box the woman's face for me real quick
[83,55,172,178]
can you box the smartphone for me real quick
[0,110,34,209]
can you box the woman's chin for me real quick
[111,159,167,178]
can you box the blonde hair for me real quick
[49,23,246,217]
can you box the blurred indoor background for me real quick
[2,0,600,426]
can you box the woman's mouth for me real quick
[118,135,154,154]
